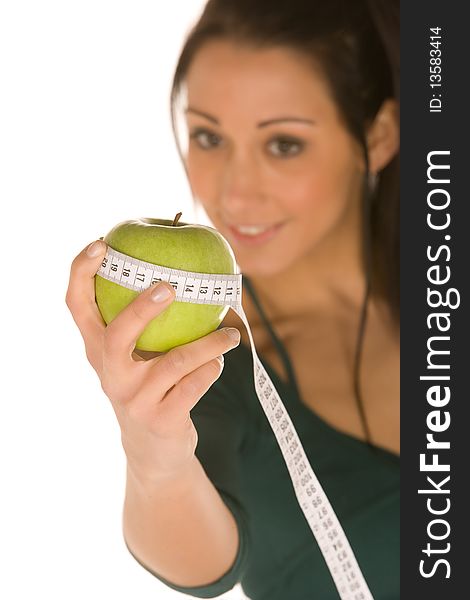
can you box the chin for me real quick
[236,254,292,279]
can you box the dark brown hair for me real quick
[170,0,399,323]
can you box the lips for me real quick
[226,221,286,246]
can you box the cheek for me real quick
[274,163,342,219]
[274,158,362,252]
[186,153,217,204]
[286,142,361,216]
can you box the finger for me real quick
[102,281,176,370]
[132,356,225,434]
[65,240,108,370]
[151,326,240,393]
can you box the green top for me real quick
[126,276,400,599]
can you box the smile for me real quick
[226,221,287,246]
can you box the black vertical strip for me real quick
[401,2,468,597]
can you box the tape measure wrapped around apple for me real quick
[94,213,239,352]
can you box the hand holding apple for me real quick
[95,213,238,352]
[66,234,241,483]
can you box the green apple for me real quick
[95,214,238,352]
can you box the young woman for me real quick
[66,0,400,598]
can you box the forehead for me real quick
[185,39,338,123]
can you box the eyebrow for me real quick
[186,107,316,127]
[258,116,316,127]
[186,107,219,124]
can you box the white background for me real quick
[0,2,246,598]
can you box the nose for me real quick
[219,149,265,214]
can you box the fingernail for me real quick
[224,328,241,344]
[150,282,173,303]
[86,240,106,258]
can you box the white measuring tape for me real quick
[97,246,374,600]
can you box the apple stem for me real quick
[172,212,183,227]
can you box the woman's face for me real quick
[184,40,366,277]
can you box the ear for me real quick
[365,99,399,174]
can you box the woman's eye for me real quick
[267,137,304,158]
[189,129,222,150]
